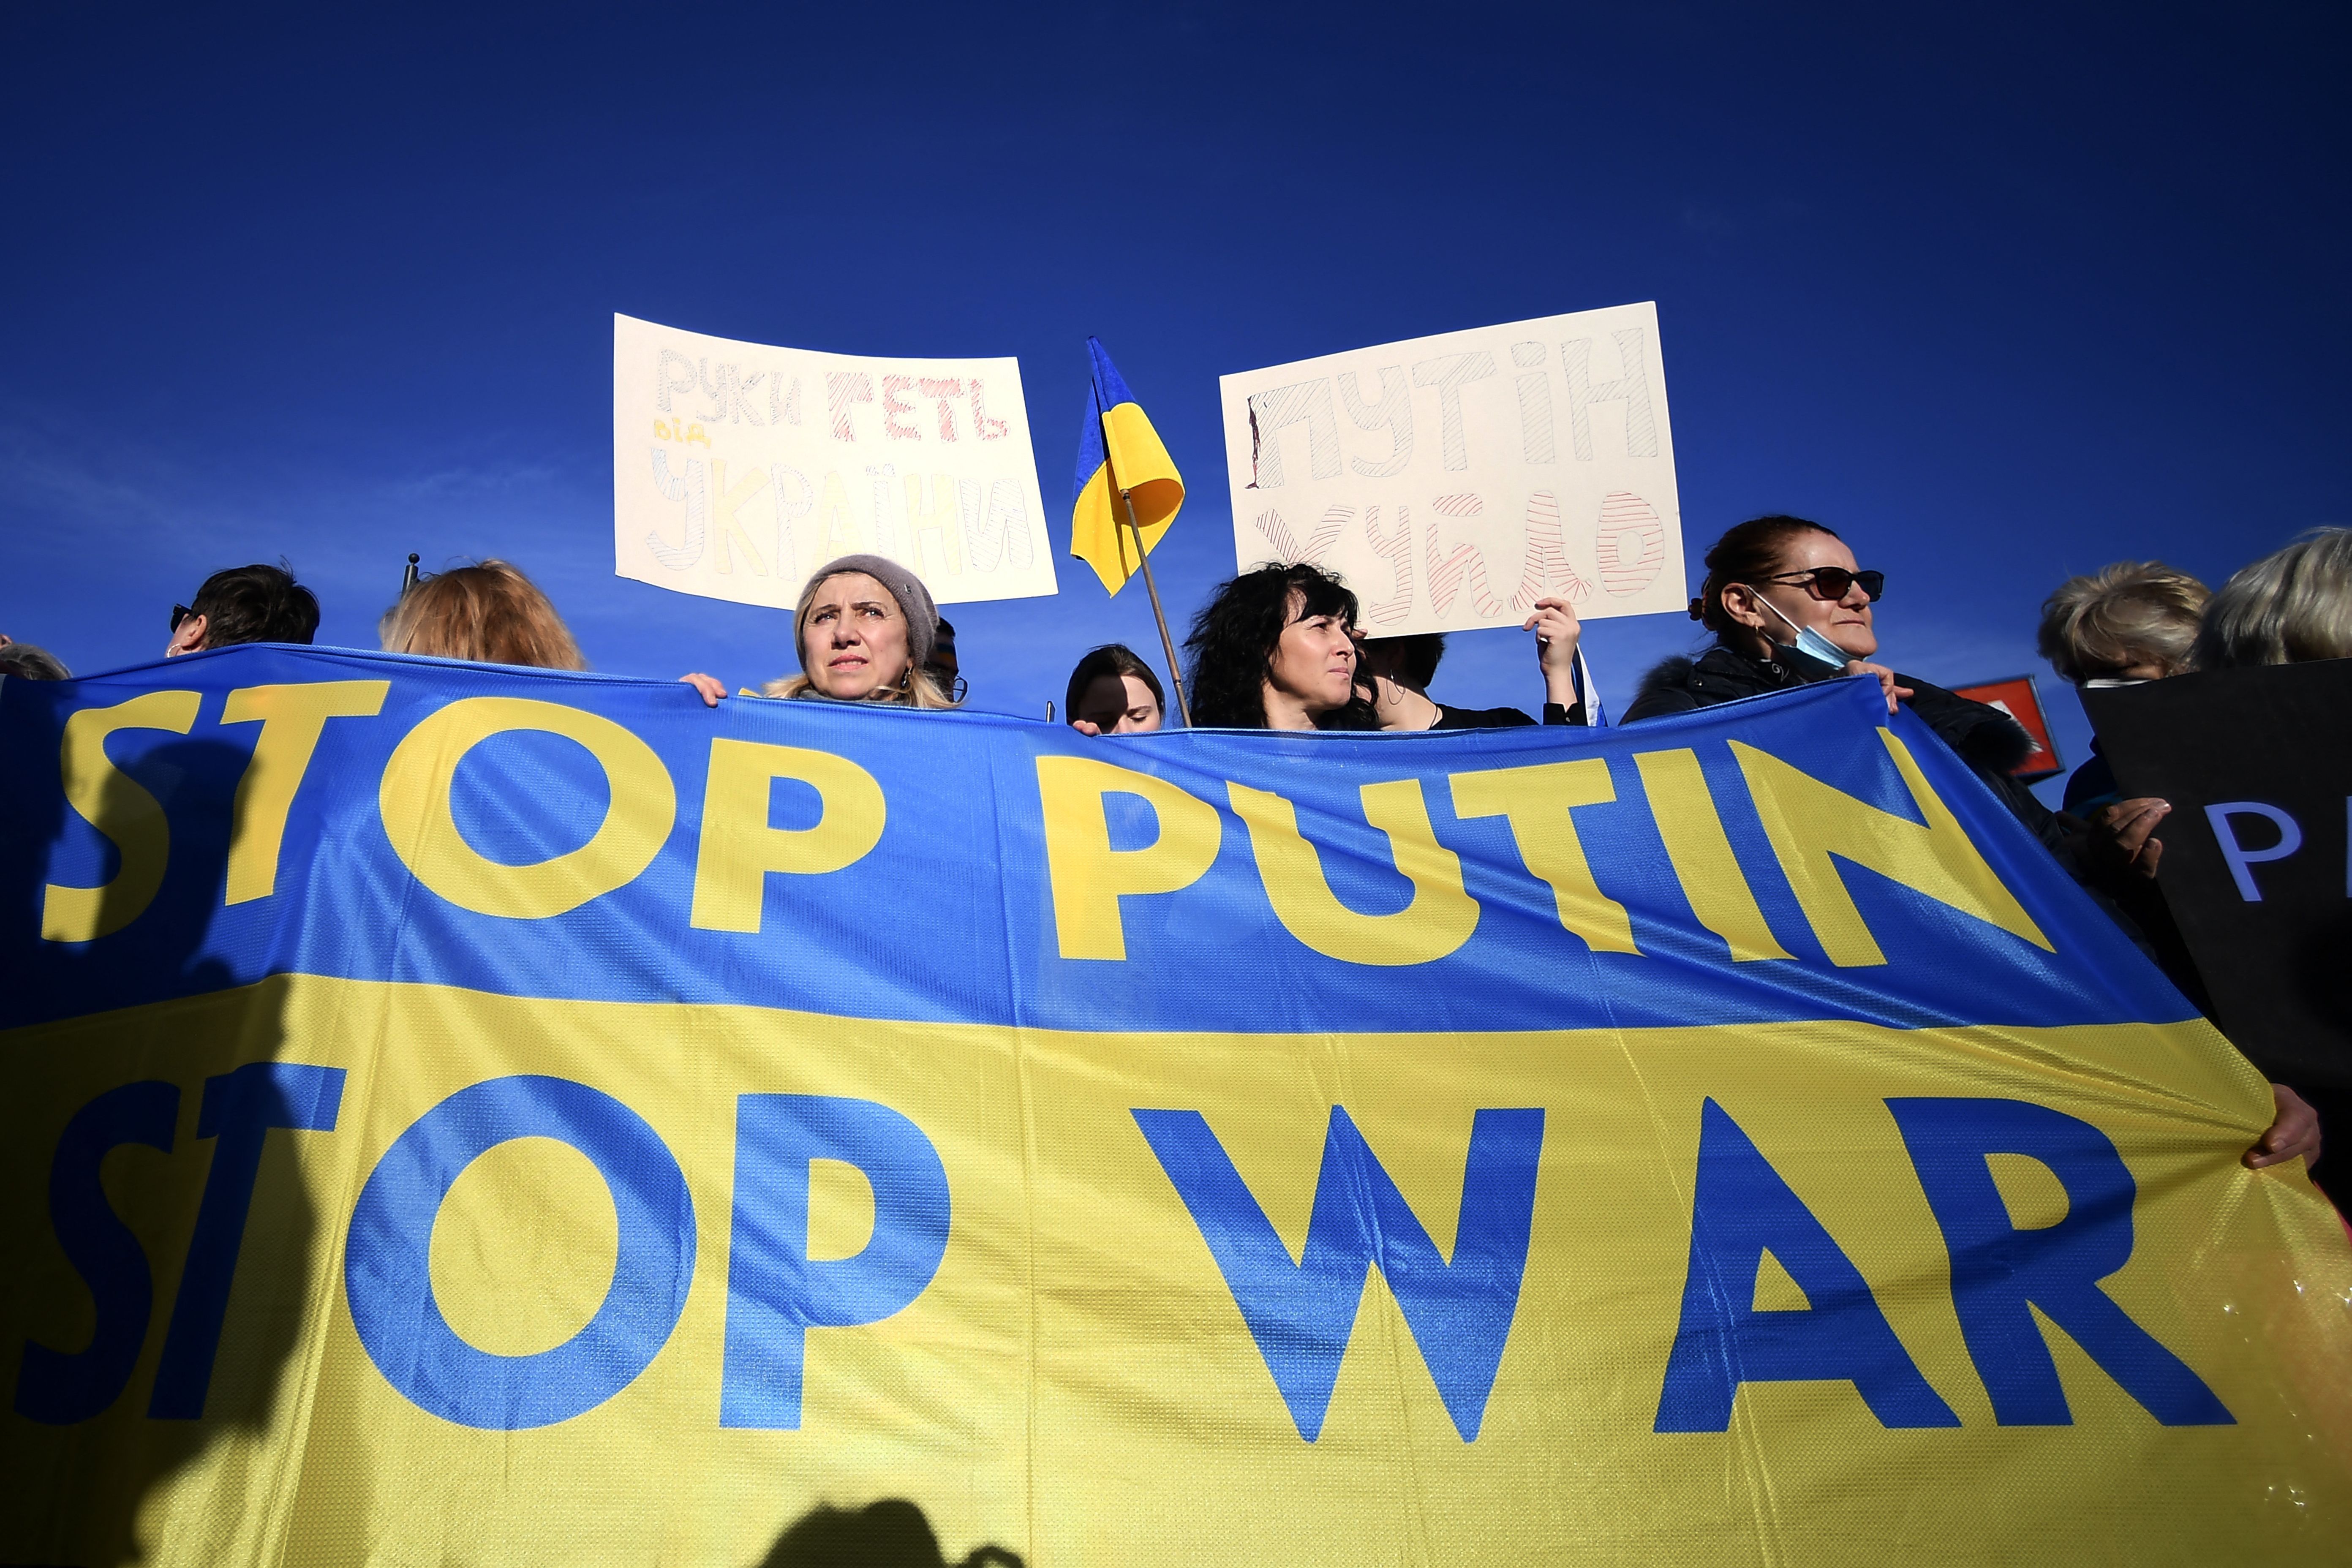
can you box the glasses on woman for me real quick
[170,604,193,632]
[1763,567,1884,602]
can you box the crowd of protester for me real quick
[4,520,2349,1186]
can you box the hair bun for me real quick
[1687,596,1706,621]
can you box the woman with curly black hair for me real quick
[1182,562,1378,730]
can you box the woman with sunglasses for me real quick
[1623,516,1909,720]
[1629,514,2321,1171]
[1647,519,2103,862]
[1629,514,2054,822]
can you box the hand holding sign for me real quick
[2085,659,2352,1098]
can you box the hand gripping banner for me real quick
[2,648,2347,1566]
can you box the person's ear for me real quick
[1718,585,1769,630]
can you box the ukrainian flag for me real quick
[6,649,2349,1566]
[1070,337,1184,594]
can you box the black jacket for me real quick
[1320,697,1586,732]
[1622,645,1811,720]
[1432,701,1586,730]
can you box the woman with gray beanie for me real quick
[679,554,958,708]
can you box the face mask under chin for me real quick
[1749,593,1853,673]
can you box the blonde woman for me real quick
[2036,555,2321,1174]
[2194,527,2352,669]
[2037,561,2208,687]
[380,560,588,670]
[680,554,955,709]
[2035,560,2208,829]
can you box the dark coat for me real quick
[1431,701,1586,730]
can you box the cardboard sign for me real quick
[1953,675,2063,782]
[612,314,1058,609]
[1218,303,1685,635]
[2085,660,2352,1094]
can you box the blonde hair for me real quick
[2035,561,2208,684]
[762,563,956,707]
[2194,527,2352,669]
[380,560,588,670]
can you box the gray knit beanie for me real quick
[792,555,941,677]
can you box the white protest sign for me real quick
[1219,302,1684,635]
[613,314,1058,609]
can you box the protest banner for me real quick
[612,314,1057,609]
[2084,660,2352,1094]
[1952,675,2063,782]
[1219,304,1685,636]
[4,649,2348,1565]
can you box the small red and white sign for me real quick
[1953,675,2063,782]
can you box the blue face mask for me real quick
[1751,593,1852,673]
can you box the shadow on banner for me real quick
[754,1500,1024,1568]
[3,732,319,1567]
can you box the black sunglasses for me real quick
[170,604,193,632]
[1763,566,1884,602]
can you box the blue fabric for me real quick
[1071,335,1138,504]
[0,645,2195,1039]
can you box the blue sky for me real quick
[3,3,2344,802]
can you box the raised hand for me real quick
[1526,597,1583,708]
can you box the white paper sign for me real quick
[1219,302,1683,634]
[613,314,1058,609]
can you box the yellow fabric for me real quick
[7,975,2349,1566]
[1071,401,1184,594]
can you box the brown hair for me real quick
[1063,643,1166,723]
[1687,515,1841,640]
[2036,561,2208,683]
[378,560,588,670]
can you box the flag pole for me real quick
[1117,486,1192,727]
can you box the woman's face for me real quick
[1750,532,1878,660]
[1076,672,1162,733]
[801,572,913,698]
[1265,594,1360,716]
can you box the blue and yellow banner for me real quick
[1070,338,1183,594]
[3,645,2348,1565]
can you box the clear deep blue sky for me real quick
[3,3,2344,800]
